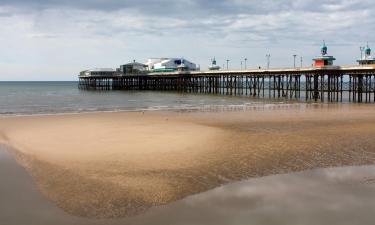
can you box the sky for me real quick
[0,0,374,81]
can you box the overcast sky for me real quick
[0,0,374,81]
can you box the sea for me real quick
[0,81,299,116]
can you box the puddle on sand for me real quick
[1,147,375,225]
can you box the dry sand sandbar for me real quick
[1,104,375,218]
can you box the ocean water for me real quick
[0,81,296,116]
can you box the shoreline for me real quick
[0,100,309,119]
[2,104,375,218]
[0,100,358,119]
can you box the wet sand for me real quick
[0,147,91,225]
[2,147,375,225]
[1,104,375,218]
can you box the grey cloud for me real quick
[2,0,374,44]
[2,0,372,17]
[0,0,206,15]
[0,0,374,81]
[0,11,12,17]
[8,0,371,47]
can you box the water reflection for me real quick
[1,147,375,225]
[133,166,375,225]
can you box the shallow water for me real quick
[0,81,294,116]
[1,147,375,225]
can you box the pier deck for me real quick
[79,65,375,103]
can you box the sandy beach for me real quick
[1,104,375,218]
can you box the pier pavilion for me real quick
[357,44,375,65]
[313,42,336,67]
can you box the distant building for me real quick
[313,41,336,67]
[357,44,375,65]
[119,61,147,74]
[146,58,198,72]
[79,68,116,77]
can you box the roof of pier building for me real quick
[79,68,116,77]
[119,61,147,74]
[147,58,198,72]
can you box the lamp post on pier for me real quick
[226,59,230,70]
[266,54,271,69]
[244,58,248,70]
[293,54,297,68]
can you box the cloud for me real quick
[0,0,374,80]
[1,0,373,38]
[1,0,372,16]
[26,33,59,39]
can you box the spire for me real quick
[321,40,328,56]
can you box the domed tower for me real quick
[357,43,375,65]
[313,41,336,67]
[209,57,221,70]
[365,44,371,58]
[321,42,328,55]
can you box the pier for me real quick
[78,66,375,103]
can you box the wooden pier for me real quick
[78,65,375,103]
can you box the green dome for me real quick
[365,45,371,56]
[321,42,328,55]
